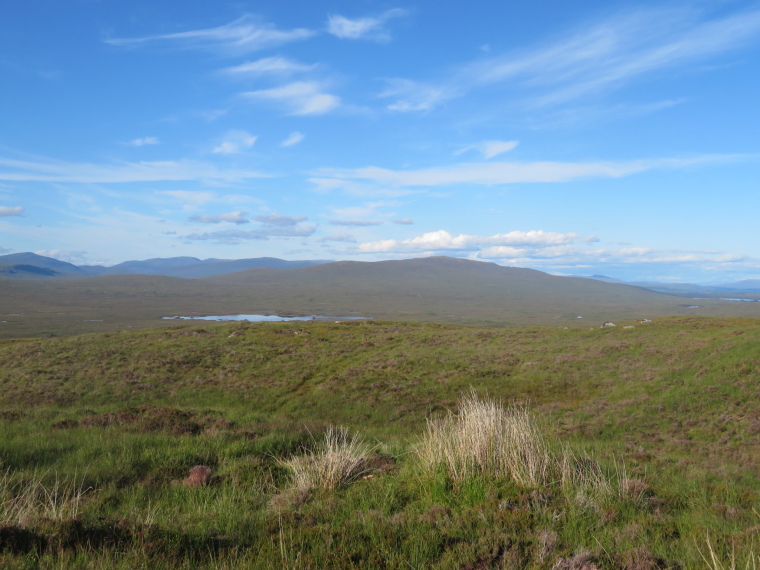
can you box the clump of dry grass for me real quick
[417,391,556,486]
[279,427,373,491]
[418,391,618,505]
[0,470,89,526]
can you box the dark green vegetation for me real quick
[2,316,760,567]
[4,256,760,339]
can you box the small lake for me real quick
[163,314,368,322]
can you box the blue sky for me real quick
[1,0,759,283]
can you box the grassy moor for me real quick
[2,314,760,568]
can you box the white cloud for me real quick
[242,81,340,115]
[358,229,578,253]
[0,206,24,216]
[128,137,159,146]
[0,155,269,184]
[318,154,741,188]
[189,211,249,224]
[327,9,406,41]
[213,130,257,154]
[105,14,314,55]
[455,140,519,159]
[281,131,305,147]
[393,218,414,225]
[220,56,316,77]
[34,249,89,264]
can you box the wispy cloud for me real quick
[0,206,24,217]
[383,6,760,112]
[319,233,357,243]
[455,141,519,160]
[128,137,159,147]
[281,131,305,147]
[318,154,743,188]
[253,213,307,226]
[105,14,314,55]
[393,218,414,225]
[329,219,384,227]
[189,211,249,224]
[213,130,257,154]
[327,9,407,41]
[184,220,316,244]
[242,81,340,115]
[220,56,316,78]
[0,155,269,183]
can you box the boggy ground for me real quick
[1,317,760,568]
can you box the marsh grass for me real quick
[418,392,555,486]
[0,469,89,526]
[278,426,374,491]
[2,317,760,567]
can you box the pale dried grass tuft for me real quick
[417,391,555,486]
[279,427,373,491]
[0,469,89,526]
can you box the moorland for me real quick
[2,256,760,568]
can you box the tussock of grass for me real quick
[417,391,558,486]
[279,427,373,491]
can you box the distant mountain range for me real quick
[2,252,759,299]
[3,255,760,338]
[574,274,760,298]
[0,252,331,280]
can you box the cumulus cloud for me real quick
[281,131,305,147]
[213,130,257,154]
[189,211,249,224]
[242,81,340,115]
[128,137,159,146]
[105,14,314,55]
[220,56,316,77]
[358,229,578,253]
[330,219,384,227]
[327,9,407,41]
[0,206,24,217]
[34,249,89,264]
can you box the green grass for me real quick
[1,317,760,567]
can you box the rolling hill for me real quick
[2,256,760,338]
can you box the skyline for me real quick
[2,1,759,283]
